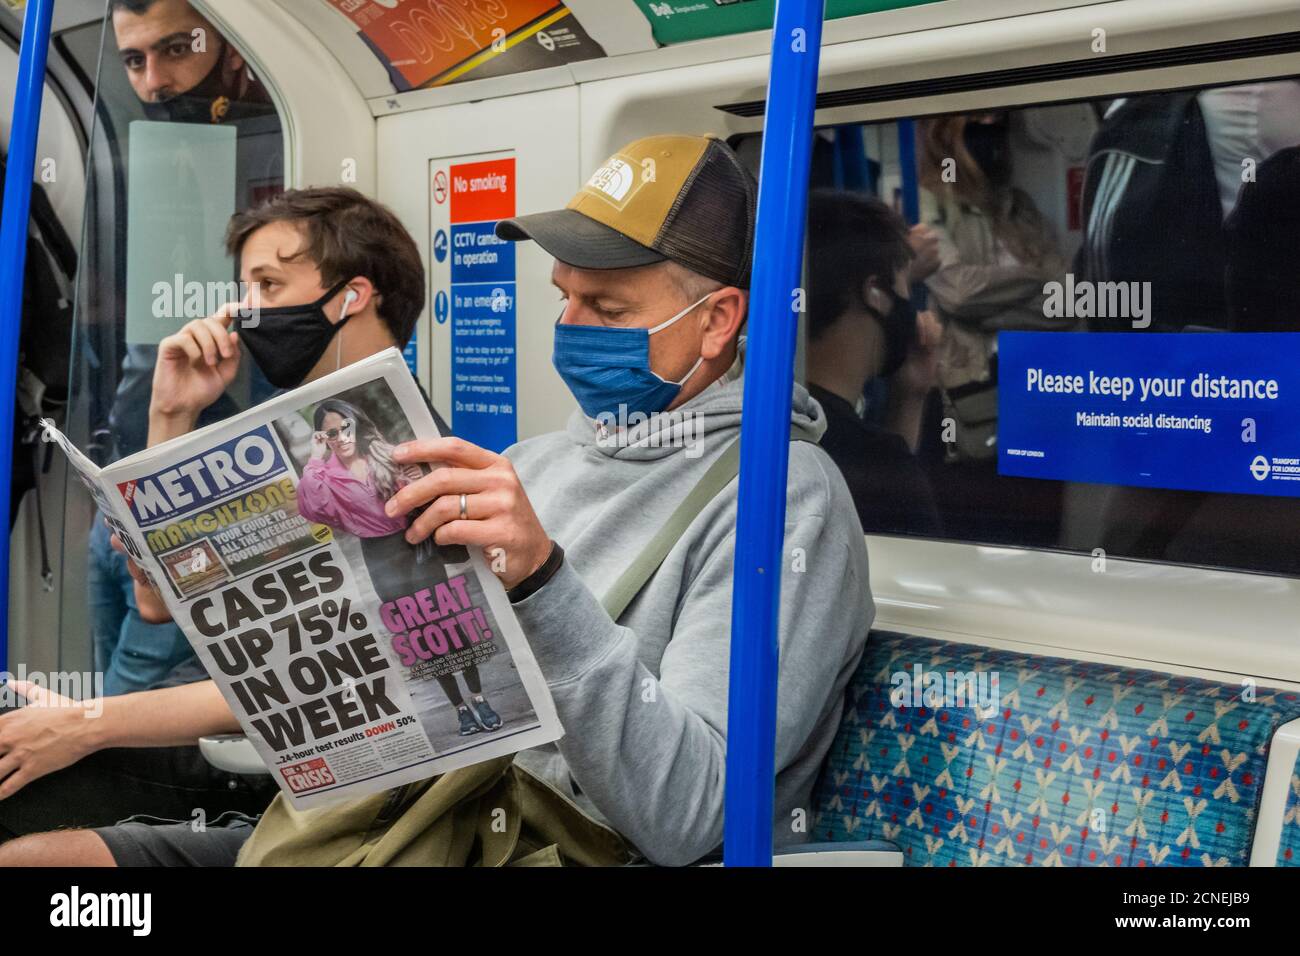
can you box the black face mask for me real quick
[239,279,353,389]
[865,290,918,379]
[141,45,230,124]
[963,122,1013,186]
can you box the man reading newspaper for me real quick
[1,136,873,867]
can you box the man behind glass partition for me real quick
[111,0,271,124]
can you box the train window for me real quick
[59,0,284,684]
[745,75,1300,576]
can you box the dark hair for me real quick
[1224,146,1300,333]
[312,399,403,501]
[313,399,379,447]
[227,187,425,347]
[917,114,1055,268]
[109,0,162,14]
[806,190,913,340]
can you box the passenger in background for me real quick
[915,112,1070,544]
[1074,89,1300,566]
[111,0,271,124]
[1075,81,1300,332]
[1223,145,1300,332]
[1196,82,1300,221]
[1093,145,1300,573]
[805,191,943,535]
[917,112,1069,453]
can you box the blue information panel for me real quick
[450,222,515,284]
[449,224,516,452]
[999,332,1300,496]
[403,328,418,379]
[430,155,518,452]
[450,284,517,451]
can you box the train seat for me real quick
[812,630,1300,867]
[1279,760,1300,865]
[203,627,1300,866]
[199,734,270,776]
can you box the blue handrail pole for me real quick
[723,0,826,867]
[834,123,870,194]
[0,0,57,671]
[896,118,921,224]
[896,118,927,308]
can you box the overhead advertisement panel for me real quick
[324,0,605,91]
[631,0,940,45]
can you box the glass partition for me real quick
[56,0,284,684]
[738,74,1300,576]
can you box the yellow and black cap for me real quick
[496,134,757,289]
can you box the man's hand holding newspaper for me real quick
[387,439,554,592]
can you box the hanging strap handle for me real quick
[599,425,819,622]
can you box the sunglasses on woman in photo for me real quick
[314,419,356,442]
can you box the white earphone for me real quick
[336,288,359,371]
[341,288,359,320]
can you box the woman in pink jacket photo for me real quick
[295,398,502,738]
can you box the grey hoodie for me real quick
[506,354,873,866]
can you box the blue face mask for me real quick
[552,293,711,419]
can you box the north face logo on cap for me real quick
[585,156,639,207]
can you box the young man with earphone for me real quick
[0,188,447,860]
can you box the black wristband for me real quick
[506,541,564,604]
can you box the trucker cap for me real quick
[496,134,757,289]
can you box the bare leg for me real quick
[0,829,116,867]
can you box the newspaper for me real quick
[45,348,561,809]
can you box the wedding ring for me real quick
[459,493,468,521]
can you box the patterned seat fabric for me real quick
[812,631,1300,866]
[1279,758,1300,866]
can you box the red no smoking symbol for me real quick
[433,170,448,204]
